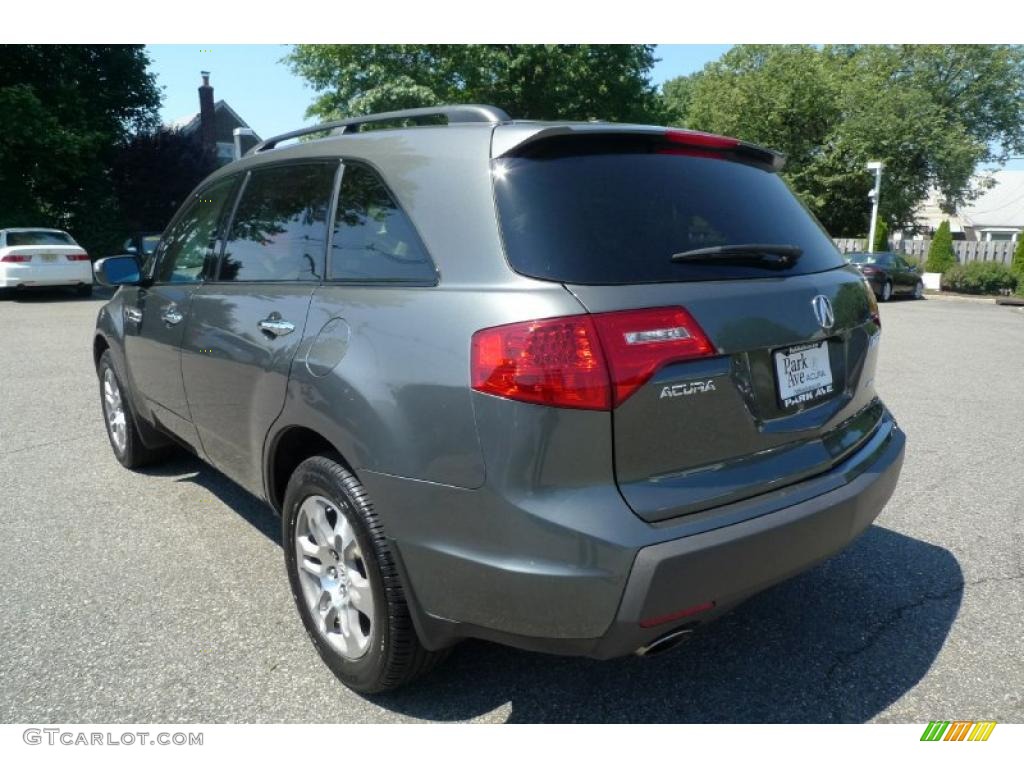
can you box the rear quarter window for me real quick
[492,141,844,284]
[5,231,76,247]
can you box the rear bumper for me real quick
[590,417,905,658]
[379,409,905,658]
[0,262,92,288]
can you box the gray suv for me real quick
[92,105,905,693]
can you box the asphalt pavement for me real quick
[0,289,1021,723]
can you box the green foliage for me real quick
[941,261,1019,294]
[663,45,1024,236]
[1012,236,1024,278]
[285,45,667,124]
[111,128,218,234]
[872,220,889,252]
[926,220,957,272]
[0,45,160,255]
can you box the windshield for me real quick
[5,230,75,247]
[492,142,843,284]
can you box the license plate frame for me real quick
[773,340,835,409]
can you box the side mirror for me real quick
[94,255,142,287]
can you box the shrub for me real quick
[1012,237,1024,293]
[942,261,1019,295]
[872,220,889,253]
[925,220,956,273]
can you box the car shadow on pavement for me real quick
[1,286,114,303]
[138,453,963,723]
[138,452,279,544]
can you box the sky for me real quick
[146,44,731,139]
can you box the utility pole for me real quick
[866,161,883,253]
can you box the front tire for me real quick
[282,455,446,694]
[97,350,167,469]
[913,280,924,299]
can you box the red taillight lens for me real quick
[471,315,610,410]
[470,307,715,411]
[860,265,879,274]
[1,254,31,263]
[591,307,715,407]
[66,253,90,261]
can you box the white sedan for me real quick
[0,228,93,296]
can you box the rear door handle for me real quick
[161,305,184,326]
[258,315,295,337]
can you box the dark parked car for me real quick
[118,232,162,274]
[91,105,905,693]
[846,251,924,301]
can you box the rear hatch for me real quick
[492,129,883,522]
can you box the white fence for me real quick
[833,238,1016,265]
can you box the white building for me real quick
[911,170,1024,243]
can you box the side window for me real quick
[156,176,237,284]
[329,164,436,282]
[217,163,336,282]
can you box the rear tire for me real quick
[97,350,167,469]
[913,280,924,299]
[282,455,446,693]
[880,280,893,302]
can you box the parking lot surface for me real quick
[1,290,1022,723]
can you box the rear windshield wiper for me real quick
[670,243,803,267]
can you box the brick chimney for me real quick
[198,71,215,154]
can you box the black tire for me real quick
[880,280,893,302]
[97,350,167,469]
[76,283,93,297]
[913,280,924,299]
[282,455,446,693]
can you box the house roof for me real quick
[958,170,1024,228]
[168,100,260,140]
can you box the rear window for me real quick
[5,230,75,247]
[492,141,844,284]
[848,252,893,266]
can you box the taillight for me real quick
[1,254,31,263]
[66,253,90,261]
[591,307,715,407]
[470,307,715,411]
[471,314,610,410]
[860,265,880,274]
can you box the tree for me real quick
[873,220,889,252]
[0,45,160,254]
[663,45,1024,237]
[285,45,667,124]
[925,220,957,273]
[111,128,218,234]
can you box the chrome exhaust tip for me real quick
[635,627,694,657]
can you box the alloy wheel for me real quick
[102,368,127,454]
[294,495,375,660]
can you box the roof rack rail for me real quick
[248,104,510,154]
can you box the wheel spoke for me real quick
[348,571,374,616]
[299,557,322,578]
[347,606,370,652]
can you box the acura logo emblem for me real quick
[812,295,835,329]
